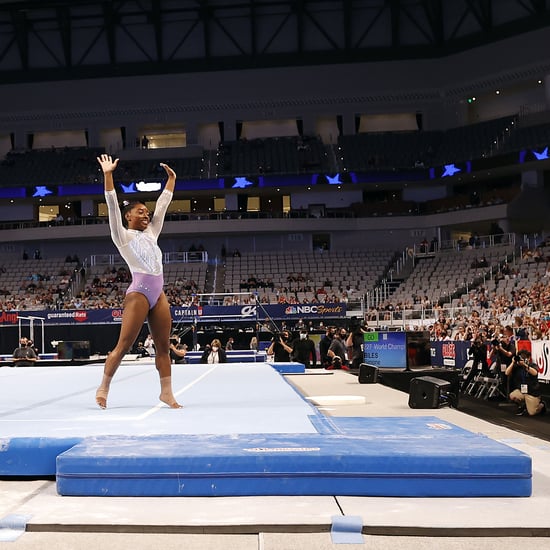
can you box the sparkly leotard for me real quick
[105,188,172,309]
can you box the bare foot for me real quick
[160,393,183,408]
[96,388,108,409]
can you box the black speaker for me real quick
[408,376,451,409]
[358,363,379,384]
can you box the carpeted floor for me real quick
[456,394,550,442]
[350,366,550,443]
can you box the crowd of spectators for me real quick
[2,242,550,342]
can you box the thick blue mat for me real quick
[56,417,532,497]
[0,363,316,476]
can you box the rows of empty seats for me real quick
[0,114,546,189]
[115,156,205,183]
[338,130,440,171]
[223,249,395,302]
[0,147,103,186]
[163,262,208,291]
[388,246,513,307]
[499,120,550,154]
[338,115,518,172]
[216,135,330,176]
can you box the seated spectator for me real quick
[200,339,227,364]
[12,337,38,367]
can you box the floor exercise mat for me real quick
[56,417,532,497]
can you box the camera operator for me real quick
[169,335,188,364]
[12,337,38,367]
[346,321,365,371]
[319,326,335,368]
[267,330,293,362]
[505,349,546,416]
[461,334,490,392]
[489,330,515,393]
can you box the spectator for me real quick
[327,328,349,369]
[200,339,227,364]
[290,329,316,368]
[12,337,38,367]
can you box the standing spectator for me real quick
[327,328,349,370]
[144,333,155,356]
[319,326,334,368]
[290,329,317,368]
[346,323,365,370]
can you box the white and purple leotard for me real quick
[105,188,172,309]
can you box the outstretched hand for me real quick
[160,163,176,179]
[97,154,119,173]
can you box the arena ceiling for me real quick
[0,0,548,84]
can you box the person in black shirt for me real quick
[267,330,292,362]
[505,349,546,416]
[346,325,365,370]
[319,327,334,368]
[489,331,515,394]
[13,337,38,367]
[290,330,316,368]
[327,329,349,370]
[461,335,490,392]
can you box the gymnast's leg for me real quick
[147,291,182,408]
[95,292,150,409]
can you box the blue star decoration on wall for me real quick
[533,147,549,160]
[32,186,54,197]
[442,164,461,177]
[326,174,342,184]
[232,177,255,188]
[121,183,137,193]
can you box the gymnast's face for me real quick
[125,204,150,231]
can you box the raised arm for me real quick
[160,163,176,193]
[97,154,119,192]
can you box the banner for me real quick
[430,340,471,370]
[0,303,347,326]
[532,340,550,382]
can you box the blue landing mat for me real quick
[0,363,317,476]
[56,417,532,497]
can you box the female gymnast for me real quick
[95,153,182,409]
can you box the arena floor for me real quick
[1,363,550,549]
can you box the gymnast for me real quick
[95,153,182,409]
